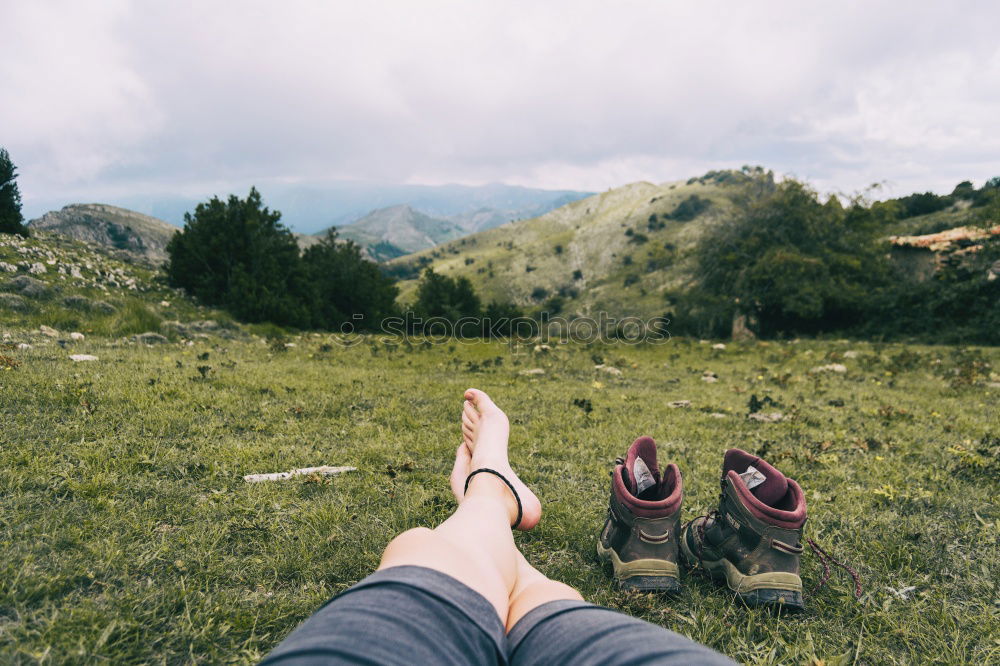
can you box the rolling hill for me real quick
[329,205,466,261]
[386,172,743,318]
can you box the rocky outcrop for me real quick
[28,204,180,265]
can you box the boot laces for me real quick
[806,537,863,600]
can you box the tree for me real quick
[165,188,309,326]
[300,230,399,330]
[413,269,481,323]
[0,148,29,237]
[693,179,893,336]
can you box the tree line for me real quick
[670,170,1000,343]
[164,188,523,332]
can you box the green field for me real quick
[2,332,998,664]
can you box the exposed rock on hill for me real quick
[28,204,180,265]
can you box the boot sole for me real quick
[679,525,804,612]
[596,541,681,593]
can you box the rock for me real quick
[17,342,32,350]
[667,400,692,408]
[5,276,50,298]
[595,364,623,377]
[533,344,552,353]
[159,300,171,307]
[28,263,47,275]
[0,293,28,311]
[702,370,718,383]
[843,351,860,359]
[188,320,220,332]
[748,411,784,423]
[709,412,728,419]
[0,262,16,273]
[39,325,59,338]
[69,354,98,362]
[520,368,545,376]
[70,332,85,341]
[712,343,726,350]
[811,363,847,374]
[133,332,169,345]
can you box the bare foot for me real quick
[449,388,542,530]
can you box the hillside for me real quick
[28,204,180,266]
[387,173,741,318]
[0,229,240,342]
[331,205,465,261]
[387,173,995,322]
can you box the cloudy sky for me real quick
[4,0,999,218]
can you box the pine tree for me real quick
[165,188,309,326]
[0,148,29,237]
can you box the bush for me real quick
[694,179,892,337]
[413,269,481,322]
[166,188,309,327]
[666,194,711,222]
[0,148,28,238]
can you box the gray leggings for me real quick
[261,566,734,665]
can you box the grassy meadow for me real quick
[2,331,998,664]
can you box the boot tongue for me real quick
[724,449,788,507]
[623,436,661,500]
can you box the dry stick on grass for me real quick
[243,466,357,483]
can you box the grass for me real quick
[1,333,998,664]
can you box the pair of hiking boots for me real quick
[597,437,808,610]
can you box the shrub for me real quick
[666,194,711,222]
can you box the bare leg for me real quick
[379,389,540,620]
[506,550,584,631]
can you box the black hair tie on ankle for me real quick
[464,468,523,530]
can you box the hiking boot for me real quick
[680,449,807,611]
[597,436,683,592]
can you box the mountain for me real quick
[25,182,594,235]
[28,204,180,265]
[328,205,465,261]
[385,172,746,318]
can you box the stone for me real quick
[843,351,860,359]
[595,364,623,377]
[811,363,847,374]
[70,332,85,341]
[17,343,32,350]
[0,262,16,273]
[6,276,50,298]
[520,368,545,376]
[40,325,59,338]
[0,293,27,311]
[702,370,719,383]
[667,400,692,408]
[748,411,784,423]
[534,344,552,353]
[28,263,47,275]
[69,354,98,362]
[133,332,169,345]
[709,412,728,419]
[712,343,726,350]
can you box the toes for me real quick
[463,400,478,422]
[464,388,498,414]
[462,409,476,430]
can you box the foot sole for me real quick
[596,541,681,593]
[679,524,804,612]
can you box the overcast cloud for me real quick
[4,0,1000,217]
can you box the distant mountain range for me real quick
[25,181,592,235]
[25,183,592,262]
